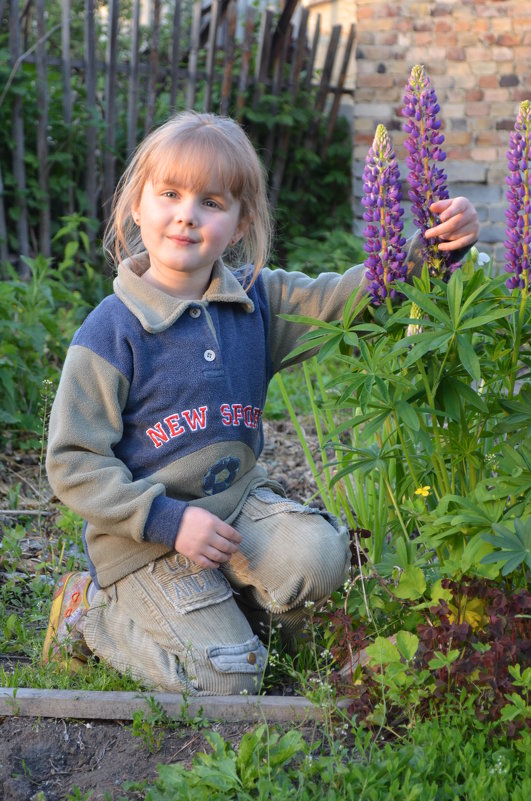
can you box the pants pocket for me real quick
[207,634,267,674]
[149,553,233,614]
[244,487,342,531]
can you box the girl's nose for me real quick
[175,199,197,226]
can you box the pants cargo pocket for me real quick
[207,634,267,674]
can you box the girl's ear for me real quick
[231,216,250,246]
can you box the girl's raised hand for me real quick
[174,506,242,569]
[425,197,480,251]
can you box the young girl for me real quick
[43,111,479,695]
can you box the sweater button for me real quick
[204,349,216,362]
[247,652,257,665]
[189,307,201,318]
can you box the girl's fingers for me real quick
[216,521,243,544]
[211,533,240,555]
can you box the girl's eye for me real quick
[163,191,178,199]
[203,199,221,209]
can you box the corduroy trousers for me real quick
[82,488,349,695]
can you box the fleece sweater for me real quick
[46,241,465,588]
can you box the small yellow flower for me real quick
[414,486,431,497]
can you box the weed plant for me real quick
[115,708,529,800]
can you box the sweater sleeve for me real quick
[46,344,186,549]
[260,261,368,373]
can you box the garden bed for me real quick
[0,417,330,800]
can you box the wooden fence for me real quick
[0,0,355,270]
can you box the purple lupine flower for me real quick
[362,124,407,305]
[505,100,531,291]
[402,65,451,276]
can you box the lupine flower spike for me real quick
[406,300,424,337]
[362,123,407,306]
[505,100,531,293]
[402,65,451,277]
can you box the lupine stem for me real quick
[415,357,451,496]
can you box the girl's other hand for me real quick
[425,197,480,251]
[174,506,242,569]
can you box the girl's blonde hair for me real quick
[103,111,272,286]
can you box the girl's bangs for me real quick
[147,134,245,197]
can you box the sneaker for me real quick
[42,572,93,671]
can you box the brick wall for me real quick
[351,0,530,264]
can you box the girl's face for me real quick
[132,179,246,297]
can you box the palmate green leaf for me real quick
[329,442,388,485]
[342,290,372,327]
[441,376,489,414]
[401,332,453,368]
[456,334,481,381]
[394,281,452,325]
[393,565,426,600]
[481,518,531,574]
[396,630,419,662]
[447,269,463,328]
[366,635,401,665]
[395,400,420,431]
[316,333,346,362]
[457,307,512,330]
[495,384,531,435]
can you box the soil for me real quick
[0,418,327,801]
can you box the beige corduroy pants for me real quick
[82,488,349,695]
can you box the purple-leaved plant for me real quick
[362,123,407,306]
[402,65,451,277]
[505,99,530,292]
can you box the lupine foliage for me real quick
[279,69,530,739]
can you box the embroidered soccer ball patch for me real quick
[202,456,241,495]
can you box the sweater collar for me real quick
[113,253,255,333]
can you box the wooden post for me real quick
[0,166,8,266]
[269,7,309,209]
[169,0,182,112]
[36,0,50,257]
[304,24,341,150]
[204,0,221,112]
[144,0,161,135]
[220,0,237,116]
[253,9,274,109]
[9,0,30,271]
[304,13,320,92]
[103,0,119,217]
[61,0,74,215]
[84,0,97,253]
[187,0,202,110]
[235,4,255,121]
[322,23,355,158]
[264,21,291,172]
[127,0,140,155]
[61,0,72,128]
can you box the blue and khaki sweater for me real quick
[46,245,437,588]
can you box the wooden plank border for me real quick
[0,687,329,723]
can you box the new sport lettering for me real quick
[146,406,208,448]
[146,402,262,448]
[220,403,262,429]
